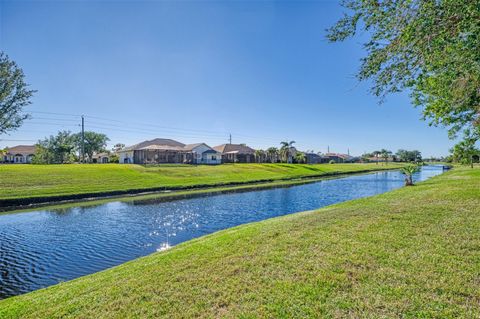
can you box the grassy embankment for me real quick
[0,163,402,203]
[1,166,478,318]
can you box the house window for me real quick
[212,155,216,160]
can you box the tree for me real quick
[327,1,480,143]
[372,150,381,165]
[266,147,278,163]
[361,152,373,163]
[73,131,109,162]
[400,164,421,186]
[254,149,266,163]
[451,137,479,168]
[396,149,422,163]
[380,149,392,165]
[34,131,76,164]
[295,152,306,164]
[112,143,125,153]
[280,141,296,163]
[0,52,36,135]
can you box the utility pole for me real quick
[229,134,232,144]
[81,115,85,163]
[327,145,330,153]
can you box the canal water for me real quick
[0,166,444,298]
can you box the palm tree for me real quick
[295,152,306,164]
[280,141,296,163]
[401,164,420,186]
[254,149,265,163]
[266,147,278,163]
[380,149,392,165]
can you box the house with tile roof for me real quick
[212,143,256,163]
[3,145,37,164]
[118,139,221,165]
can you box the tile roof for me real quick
[121,138,185,152]
[182,143,205,151]
[5,145,37,155]
[213,144,255,154]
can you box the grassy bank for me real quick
[0,163,402,202]
[1,167,478,318]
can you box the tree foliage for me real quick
[34,130,110,164]
[73,131,109,162]
[295,152,306,164]
[396,149,422,162]
[280,141,296,163]
[266,147,279,163]
[327,1,480,141]
[450,136,479,167]
[400,164,421,186]
[34,131,77,164]
[0,52,36,134]
[112,143,125,153]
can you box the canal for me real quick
[0,166,444,298]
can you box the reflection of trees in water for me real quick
[51,204,103,215]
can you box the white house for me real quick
[3,145,37,164]
[183,143,222,165]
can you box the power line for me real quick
[20,111,287,145]
[30,117,79,122]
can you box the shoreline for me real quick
[0,167,400,213]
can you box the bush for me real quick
[109,154,119,163]
[329,160,335,164]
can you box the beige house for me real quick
[92,152,110,163]
[213,144,256,163]
[3,145,37,164]
[118,138,221,165]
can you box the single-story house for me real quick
[92,152,110,163]
[322,153,355,163]
[184,143,222,165]
[305,152,323,164]
[3,145,37,164]
[213,143,256,163]
[119,138,221,165]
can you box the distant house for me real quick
[92,152,110,163]
[305,152,323,164]
[322,153,355,163]
[3,145,37,164]
[213,143,256,163]
[184,143,222,165]
[118,138,221,165]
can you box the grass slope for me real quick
[0,163,401,201]
[1,167,479,318]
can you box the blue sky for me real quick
[0,1,454,157]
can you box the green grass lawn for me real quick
[1,167,478,318]
[0,163,402,201]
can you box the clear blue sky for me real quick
[0,0,454,157]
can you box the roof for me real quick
[5,145,37,155]
[203,149,220,154]
[121,138,185,152]
[324,153,353,159]
[213,144,255,155]
[182,143,205,151]
[92,152,110,158]
[138,145,185,151]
